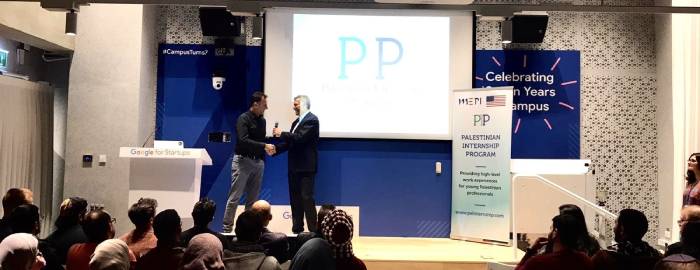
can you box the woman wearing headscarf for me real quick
[0,233,46,270]
[179,233,225,270]
[89,239,131,270]
[321,209,366,270]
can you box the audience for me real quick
[0,188,33,241]
[292,204,336,257]
[320,209,365,270]
[591,209,661,270]
[180,233,225,270]
[45,197,89,265]
[666,205,700,257]
[251,200,289,264]
[66,209,133,270]
[181,198,230,250]
[89,239,131,270]
[136,209,184,270]
[224,210,281,270]
[0,185,690,270]
[119,198,158,258]
[0,233,45,270]
[559,204,601,256]
[516,214,593,270]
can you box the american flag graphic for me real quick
[486,95,506,107]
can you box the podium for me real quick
[119,147,212,228]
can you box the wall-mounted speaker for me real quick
[199,7,241,37]
[511,15,548,43]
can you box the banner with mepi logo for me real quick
[451,87,513,244]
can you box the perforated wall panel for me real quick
[477,11,658,242]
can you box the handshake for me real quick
[265,144,276,156]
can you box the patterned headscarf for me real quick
[321,209,354,259]
[89,239,131,270]
[180,233,225,270]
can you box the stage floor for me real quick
[352,237,523,270]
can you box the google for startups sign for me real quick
[474,50,581,159]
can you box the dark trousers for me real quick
[288,171,317,233]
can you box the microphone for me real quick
[274,122,279,128]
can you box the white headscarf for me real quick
[89,239,131,270]
[0,233,44,270]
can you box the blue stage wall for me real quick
[156,44,452,237]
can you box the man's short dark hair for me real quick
[192,198,216,227]
[552,213,580,248]
[128,198,157,228]
[235,210,263,242]
[618,209,648,241]
[2,188,31,216]
[153,209,181,242]
[82,209,112,243]
[249,91,267,108]
[9,204,39,234]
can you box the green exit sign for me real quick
[0,49,7,70]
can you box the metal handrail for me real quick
[511,173,618,259]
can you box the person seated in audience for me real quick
[45,197,89,265]
[89,239,131,270]
[0,233,46,270]
[181,233,225,270]
[666,205,700,257]
[320,209,365,270]
[671,221,700,261]
[9,204,62,270]
[119,198,158,258]
[223,210,281,270]
[67,209,135,270]
[591,209,661,270]
[654,254,700,270]
[136,209,184,270]
[683,153,700,207]
[516,213,593,270]
[319,209,365,270]
[559,204,601,256]
[181,198,230,250]
[251,200,289,264]
[0,188,33,241]
[292,204,336,257]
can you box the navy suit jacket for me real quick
[276,112,319,173]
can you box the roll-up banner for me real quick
[451,87,513,244]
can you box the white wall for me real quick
[64,4,156,235]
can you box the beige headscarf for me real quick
[180,233,225,270]
[89,239,131,270]
[0,233,44,270]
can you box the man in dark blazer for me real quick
[273,95,320,234]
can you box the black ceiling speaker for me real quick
[511,15,548,43]
[199,7,241,37]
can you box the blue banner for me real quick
[474,50,580,159]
